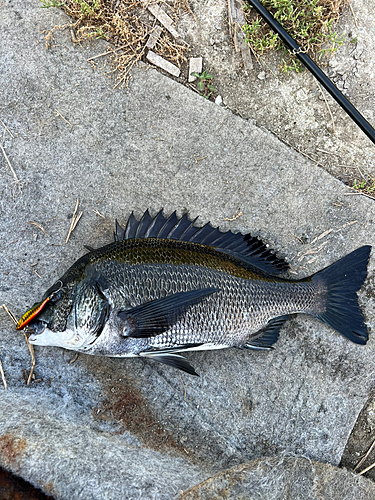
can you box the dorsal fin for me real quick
[115,210,289,275]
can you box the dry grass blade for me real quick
[33,269,43,279]
[354,439,375,472]
[1,304,35,386]
[358,460,375,476]
[344,192,375,200]
[87,43,128,62]
[0,119,14,138]
[59,0,191,87]
[55,109,73,129]
[223,210,243,221]
[178,372,187,400]
[66,198,83,243]
[1,304,18,324]
[317,83,335,133]
[69,353,80,364]
[0,143,21,184]
[23,333,36,386]
[93,209,105,218]
[0,359,7,390]
[348,0,358,28]
[29,221,50,236]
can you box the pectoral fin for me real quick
[118,287,219,338]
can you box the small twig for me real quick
[337,220,357,230]
[69,353,80,364]
[0,119,14,138]
[223,210,243,222]
[0,359,7,390]
[316,148,338,156]
[92,209,105,218]
[358,460,375,476]
[29,221,50,236]
[317,228,333,240]
[344,192,375,200]
[1,304,35,386]
[348,1,358,28]
[55,109,73,130]
[194,156,207,163]
[280,139,326,168]
[70,28,78,43]
[291,233,305,245]
[0,143,21,183]
[23,333,35,386]
[354,439,375,472]
[66,199,83,244]
[317,82,335,133]
[1,304,18,324]
[178,373,187,400]
[87,44,129,62]
[33,269,42,279]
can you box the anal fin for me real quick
[245,315,289,350]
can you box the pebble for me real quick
[257,71,266,80]
[215,95,223,106]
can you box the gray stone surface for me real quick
[180,456,375,500]
[178,0,375,183]
[1,1,375,499]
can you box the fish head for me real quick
[18,277,110,351]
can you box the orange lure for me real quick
[16,297,50,330]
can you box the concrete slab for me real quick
[180,456,375,500]
[1,1,375,499]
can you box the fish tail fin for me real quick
[311,245,371,344]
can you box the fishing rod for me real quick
[244,0,375,146]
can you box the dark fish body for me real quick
[20,210,371,376]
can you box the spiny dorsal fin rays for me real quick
[114,209,289,275]
[134,209,154,239]
[124,212,139,239]
[144,209,167,238]
[157,211,179,239]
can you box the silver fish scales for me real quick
[17,210,371,376]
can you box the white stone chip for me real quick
[146,51,181,77]
[188,57,203,82]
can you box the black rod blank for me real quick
[245,0,375,145]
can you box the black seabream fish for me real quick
[17,210,371,376]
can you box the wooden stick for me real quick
[24,333,36,386]
[0,119,14,138]
[0,143,20,183]
[87,44,130,62]
[29,221,50,236]
[354,439,375,471]
[0,359,7,390]
[66,199,82,243]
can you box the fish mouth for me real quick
[26,319,48,343]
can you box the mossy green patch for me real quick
[242,0,346,72]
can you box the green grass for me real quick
[39,0,66,7]
[242,0,346,72]
[191,71,216,99]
